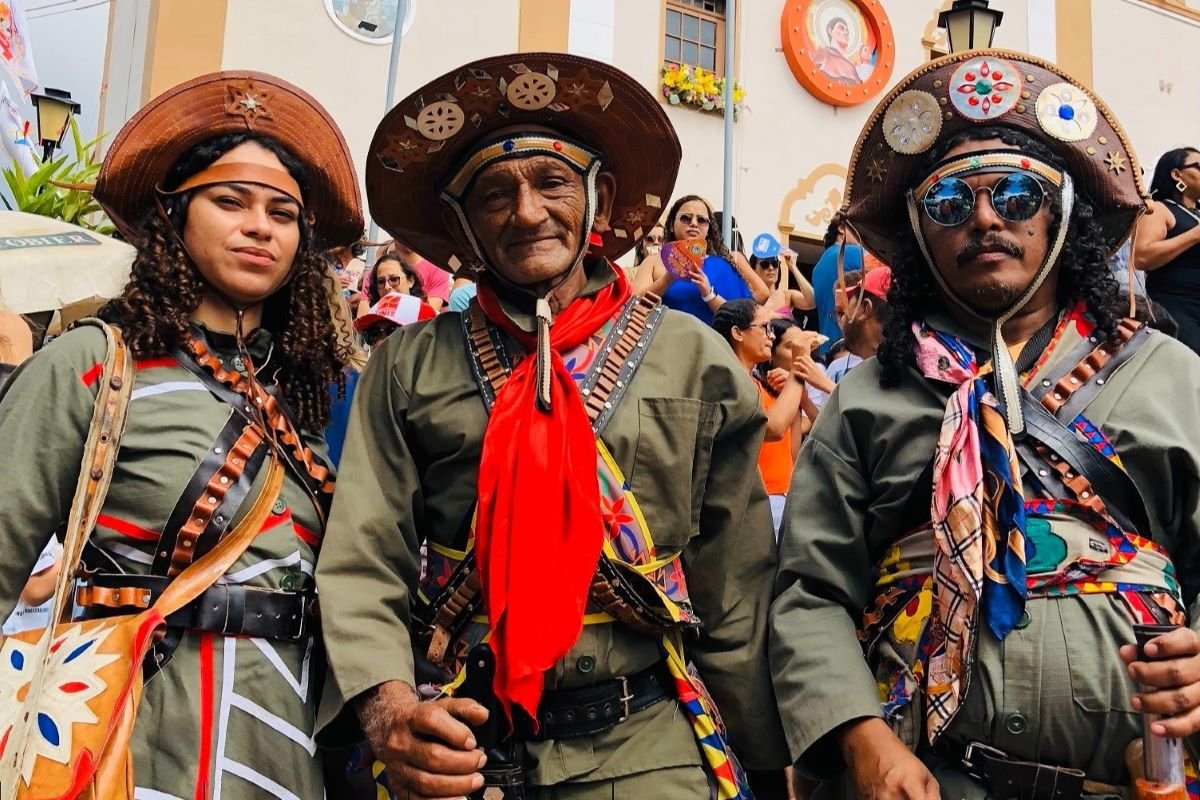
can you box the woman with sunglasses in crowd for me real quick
[633,222,665,269]
[633,195,769,323]
[712,299,807,537]
[751,248,817,320]
[1134,147,1200,354]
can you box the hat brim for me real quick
[366,52,681,273]
[94,71,363,248]
[843,49,1150,265]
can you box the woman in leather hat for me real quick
[0,70,362,798]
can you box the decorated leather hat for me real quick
[843,49,1149,264]
[366,52,682,273]
[94,70,363,247]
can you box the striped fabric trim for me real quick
[79,362,103,387]
[135,357,180,371]
[130,381,208,402]
[96,513,159,542]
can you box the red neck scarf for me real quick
[474,265,631,723]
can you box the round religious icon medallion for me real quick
[780,0,895,107]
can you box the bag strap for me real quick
[151,455,284,619]
[51,321,136,625]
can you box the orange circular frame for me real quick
[781,0,896,107]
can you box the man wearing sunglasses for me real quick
[772,51,1200,800]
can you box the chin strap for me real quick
[535,298,554,410]
[907,173,1075,437]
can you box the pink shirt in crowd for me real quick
[412,258,451,302]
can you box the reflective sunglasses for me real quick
[677,212,710,227]
[921,171,1048,227]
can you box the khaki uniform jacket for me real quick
[0,324,329,799]
[315,263,789,786]
[770,312,1200,795]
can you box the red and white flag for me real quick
[0,0,38,96]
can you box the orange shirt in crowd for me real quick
[757,381,794,495]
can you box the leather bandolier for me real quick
[75,332,333,672]
[406,293,728,800]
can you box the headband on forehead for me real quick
[911,152,1063,200]
[441,133,602,203]
[158,162,304,206]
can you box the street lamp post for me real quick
[938,0,1004,53]
[30,88,81,162]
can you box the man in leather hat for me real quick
[316,53,788,799]
[770,50,1200,800]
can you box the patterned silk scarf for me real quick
[913,321,1030,742]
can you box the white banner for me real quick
[0,0,38,96]
[0,81,37,174]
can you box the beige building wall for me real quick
[218,0,522,224]
[1090,0,1200,178]
[102,0,1200,241]
[611,0,1030,244]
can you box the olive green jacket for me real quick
[315,263,789,785]
[770,311,1200,794]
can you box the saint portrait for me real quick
[805,0,878,86]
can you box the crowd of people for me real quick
[2,45,1200,800]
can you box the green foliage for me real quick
[2,118,115,235]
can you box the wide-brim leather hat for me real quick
[843,49,1149,264]
[366,52,682,274]
[94,70,363,248]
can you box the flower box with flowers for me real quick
[660,64,745,117]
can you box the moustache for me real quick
[957,234,1024,266]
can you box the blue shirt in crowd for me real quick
[811,243,864,355]
[661,254,753,325]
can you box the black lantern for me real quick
[30,88,81,161]
[938,0,1004,53]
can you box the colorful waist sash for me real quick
[861,500,1185,747]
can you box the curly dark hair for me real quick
[366,253,426,305]
[665,194,738,265]
[876,125,1124,388]
[98,131,350,430]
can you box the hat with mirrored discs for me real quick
[843,49,1150,265]
[366,52,682,274]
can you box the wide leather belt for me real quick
[935,739,1127,800]
[520,662,671,741]
[77,573,313,641]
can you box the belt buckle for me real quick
[960,741,1006,782]
[617,676,633,723]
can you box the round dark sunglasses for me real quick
[922,171,1047,227]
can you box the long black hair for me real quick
[876,125,1123,388]
[1149,147,1200,204]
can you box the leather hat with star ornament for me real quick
[366,52,682,274]
[842,49,1149,266]
[94,71,363,248]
